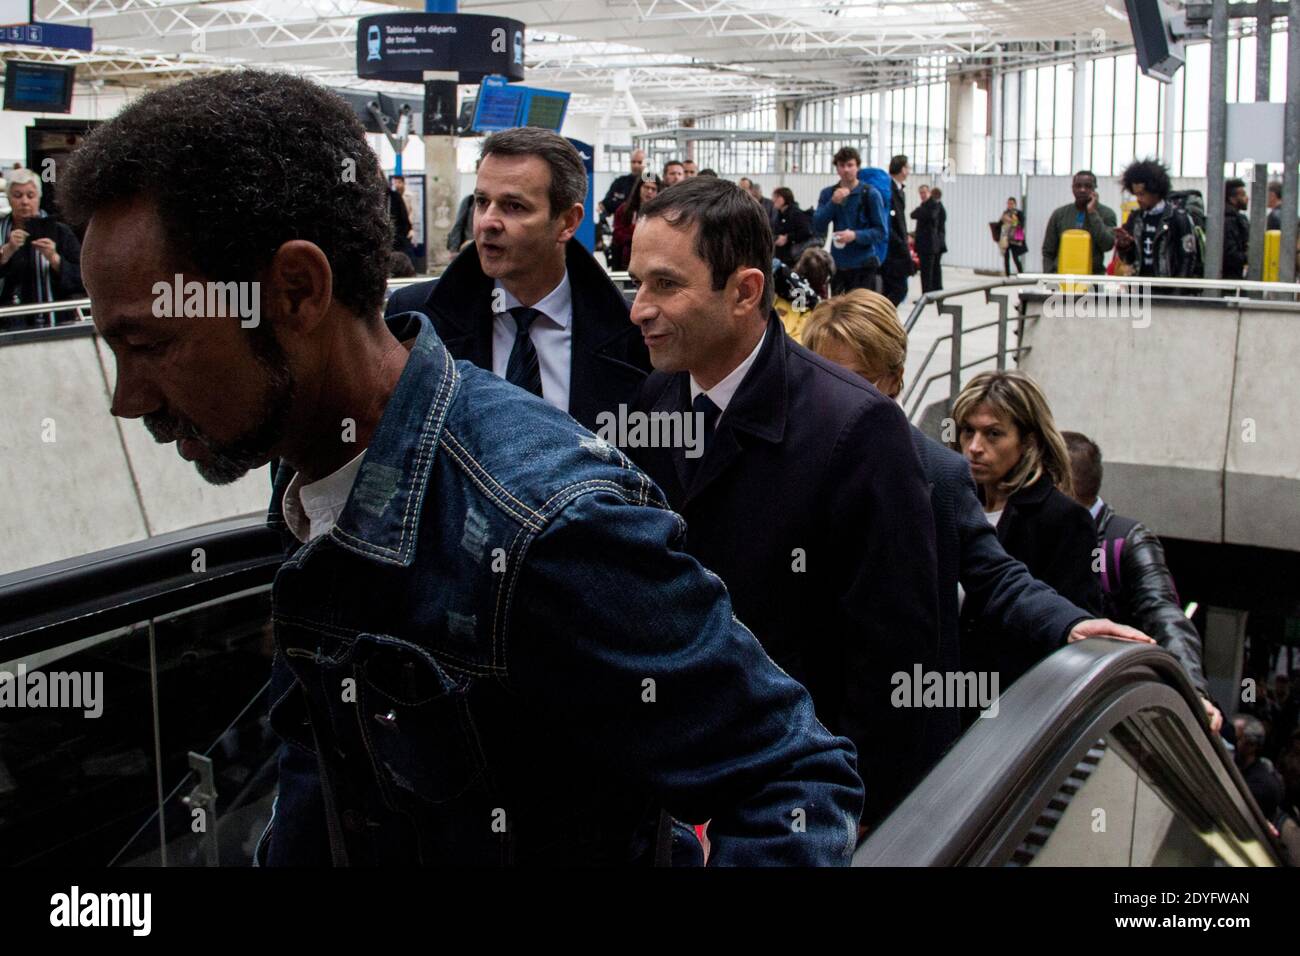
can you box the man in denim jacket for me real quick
[64,71,863,865]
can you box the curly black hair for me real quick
[61,70,390,319]
[1119,158,1172,201]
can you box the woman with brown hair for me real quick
[794,245,834,301]
[608,173,661,271]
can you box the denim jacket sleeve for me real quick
[504,485,865,866]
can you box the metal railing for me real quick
[900,272,1300,424]
[0,275,441,344]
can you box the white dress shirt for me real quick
[688,327,768,426]
[492,272,573,413]
[281,450,367,544]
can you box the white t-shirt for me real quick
[984,508,1004,528]
[281,450,367,544]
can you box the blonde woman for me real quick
[951,369,1104,680]
[804,291,1148,742]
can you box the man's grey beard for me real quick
[143,326,295,486]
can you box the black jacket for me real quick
[882,179,914,277]
[912,432,1091,757]
[600,172,637,216]
[0,215,84,328]
[909,198,943,255]
[959,475,1101,688]
[1118,202,1201,280]
[384,239,651,433]
[1095,502,1208,696]
[446,194,474,252]
[1223,207,1251,279]
[388,189,412,250]
[773,204,813,265]
[627,315,940,824]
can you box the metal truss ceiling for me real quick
[6,0,1136,123]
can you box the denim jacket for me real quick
[258,311,864,866]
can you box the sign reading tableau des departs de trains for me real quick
[356,13,526,84]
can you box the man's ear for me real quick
[556,203,584,245]
[733,267,766,316]
[263,240,333,336]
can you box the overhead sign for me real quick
[356,13,525,85]
[471,75,569,134]
[0,21,93,51]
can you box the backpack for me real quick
[856,166,893,266]
[1097,511,1138,621]
[1168,190,1207,268]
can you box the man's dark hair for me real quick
[480,127,586,217]
[833,146,861,167]
[1062,430,1103,502]
[641,176,774,316]
[664,160,685,175]
[889,154,909,175]
[929,187,943,200]
[62,71,390,318]
[773,186,796,208]
[1074,169,1097,184]
[392,175,405,183]
[1268,180,1283,200]
[1225,177,1247,202]
[699,168,718,177]
[388,250,416,278]
[1120,158,1172,200]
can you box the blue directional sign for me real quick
[471,75,569,133]
[0,22,94,52]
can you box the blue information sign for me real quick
[0,22,93,51]
[471,75,569,133]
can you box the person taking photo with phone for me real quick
[0,167,84,329]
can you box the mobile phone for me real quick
[23,217,57,242]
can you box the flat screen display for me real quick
[4,62,75,114]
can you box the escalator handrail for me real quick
[853,640,1280,866]
[0,513,283,658]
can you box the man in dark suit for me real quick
[385,128,650,432]
[880,154,915,306]
[624,176,940,827]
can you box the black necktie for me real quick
[685,392,721,481]
[505,306,543,398]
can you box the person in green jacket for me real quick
[1042,170,1118,274]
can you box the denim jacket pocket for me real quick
[351,634,490,808]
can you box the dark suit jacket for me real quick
[627,315,940,824]
[959,474,1101,689]
[911,432,1090,759]
[385,239,651,432]
[883,180,913,277]
[910,198,942,255]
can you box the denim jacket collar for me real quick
[265,310,456,568]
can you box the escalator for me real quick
[0,515,282,866]
[1,515,1285,867]
[855,640,1284,867]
